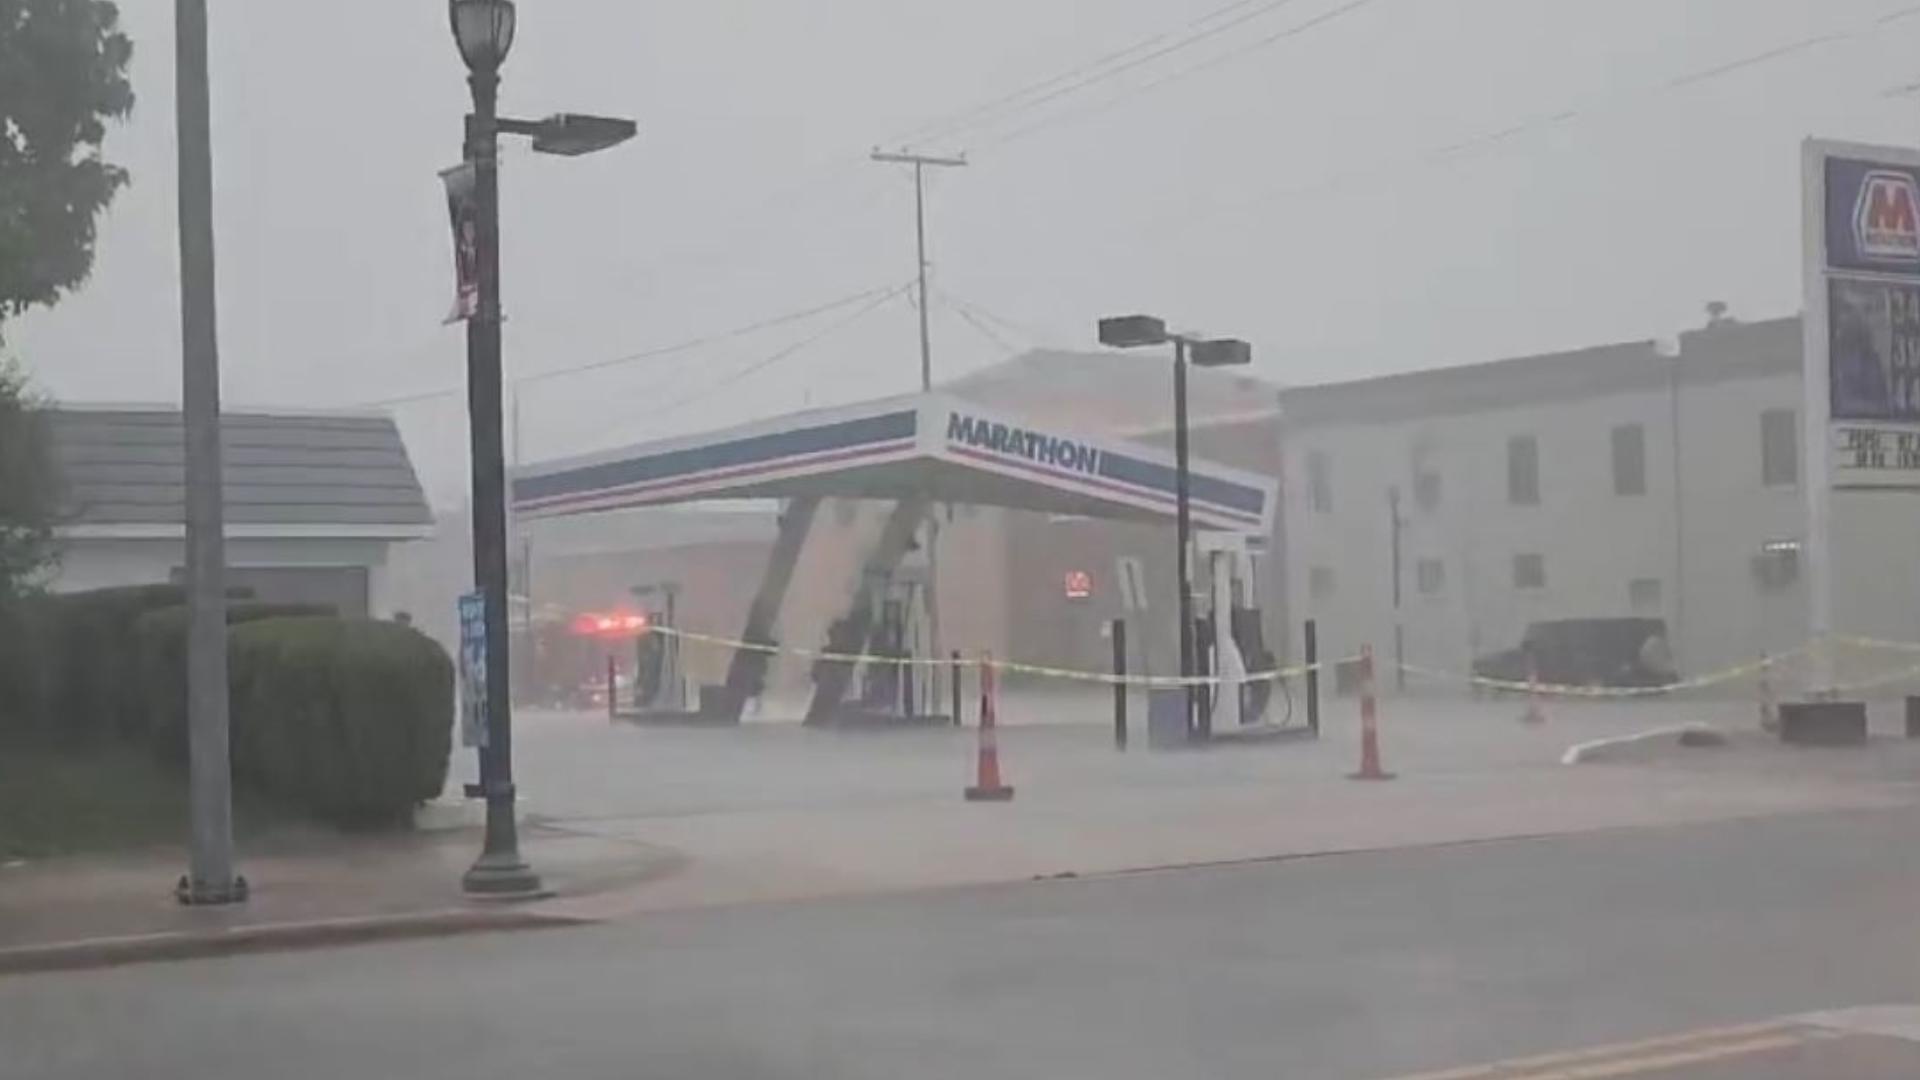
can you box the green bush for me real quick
[228,617,453,826]
[136,601,337,758]
[0,597,50,742]
[38,584,209,744]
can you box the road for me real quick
[7,806,1920,1079]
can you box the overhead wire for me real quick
[882,0,1271,149]
[944,296,1023,358]
[928,0,1321,150]
[361,283,902,408]
[1146,3,1920,241]
[937,288,1053,352]
[629,280,916,419]
[973,0,1389,153]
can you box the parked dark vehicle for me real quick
[1473,618,1676,689]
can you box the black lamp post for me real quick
[1097,315,1251,743]
[449,0,634,897]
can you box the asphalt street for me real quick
[7,806,1920,1080]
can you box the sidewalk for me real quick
[0,819,681,973]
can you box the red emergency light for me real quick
[569,610,651,639]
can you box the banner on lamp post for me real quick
[458,590,488,749]
[441,162,480,324]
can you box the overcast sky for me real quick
[13,0,1920,502]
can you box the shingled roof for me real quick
[45,407,432,535]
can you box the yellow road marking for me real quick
[1533,1032,1809,1077]
[1380,1021,1806,1080]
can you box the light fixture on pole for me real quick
[1097,315,1251,742]
[448,0,634,897]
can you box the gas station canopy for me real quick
[512,392,1277,535]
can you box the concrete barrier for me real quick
[1779,701,1867,746]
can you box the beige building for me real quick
[1279,314,1920,689]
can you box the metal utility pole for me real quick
[1173,338,1198,739]
[174,0,242,906]
[869,149,966,391]
[871,148,965,720]
[1388,485,1405,692]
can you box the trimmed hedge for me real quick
[36,585,232,744]
[229,617,454,826]
[135,601,338,759]
[0,597,50,742]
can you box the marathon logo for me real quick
[947,413,1101,476]
[1855,169,1920,263]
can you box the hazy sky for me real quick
[13,0,1920,502]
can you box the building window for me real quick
[1513,553,1546,589]
[1309,565,1336,600]
[1628,577,1662,612]
[1307,451,1333,513]
[1507,435,1539,505]
[1416,558,1445,595]
[1612,423,1646,496]
[1761,408,1797,488]
[1413,468,1441,512]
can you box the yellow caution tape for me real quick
[643,624,1328,689]
[644,626,1920,696]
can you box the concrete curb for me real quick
[0,905,587,978]
[1562,723,1726,765]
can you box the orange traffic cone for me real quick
[965,654,1015,801]
[1349,644,1394,781]
[1520,655,1547,725]
[1758,652,1779,733]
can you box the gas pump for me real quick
[856,565,935,717]
[630,582,684,712]
[1196,533,1274,728]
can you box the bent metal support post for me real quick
[965,654,1014,802]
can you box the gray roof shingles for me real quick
[45,408,433,530]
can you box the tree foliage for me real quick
[0,360,57,600]
[0,0,134,324]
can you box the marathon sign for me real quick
[1809,140,1920,489]
[1828,158,1920,273]
[946,412,1102,478]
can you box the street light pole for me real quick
[1097,316,1250,746]
[1172,338,1198,741]
[459,55,539,898]
[449,0,632,895]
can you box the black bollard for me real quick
[1304,619,1320,737]
[1112,618,1128,750]
[951,650,963,726]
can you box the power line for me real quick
[942,295,1022,358]
[932,0,1318,149]
[882,0,1269,149]
[362,284,901,408]
[937,288,1052,351]
[1152,6,1920,240]
[975,0,1387,153]
[632,281,915,419]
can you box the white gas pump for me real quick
[1196,532,1260,729]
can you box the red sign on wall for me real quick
[1063,570,1093,600]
